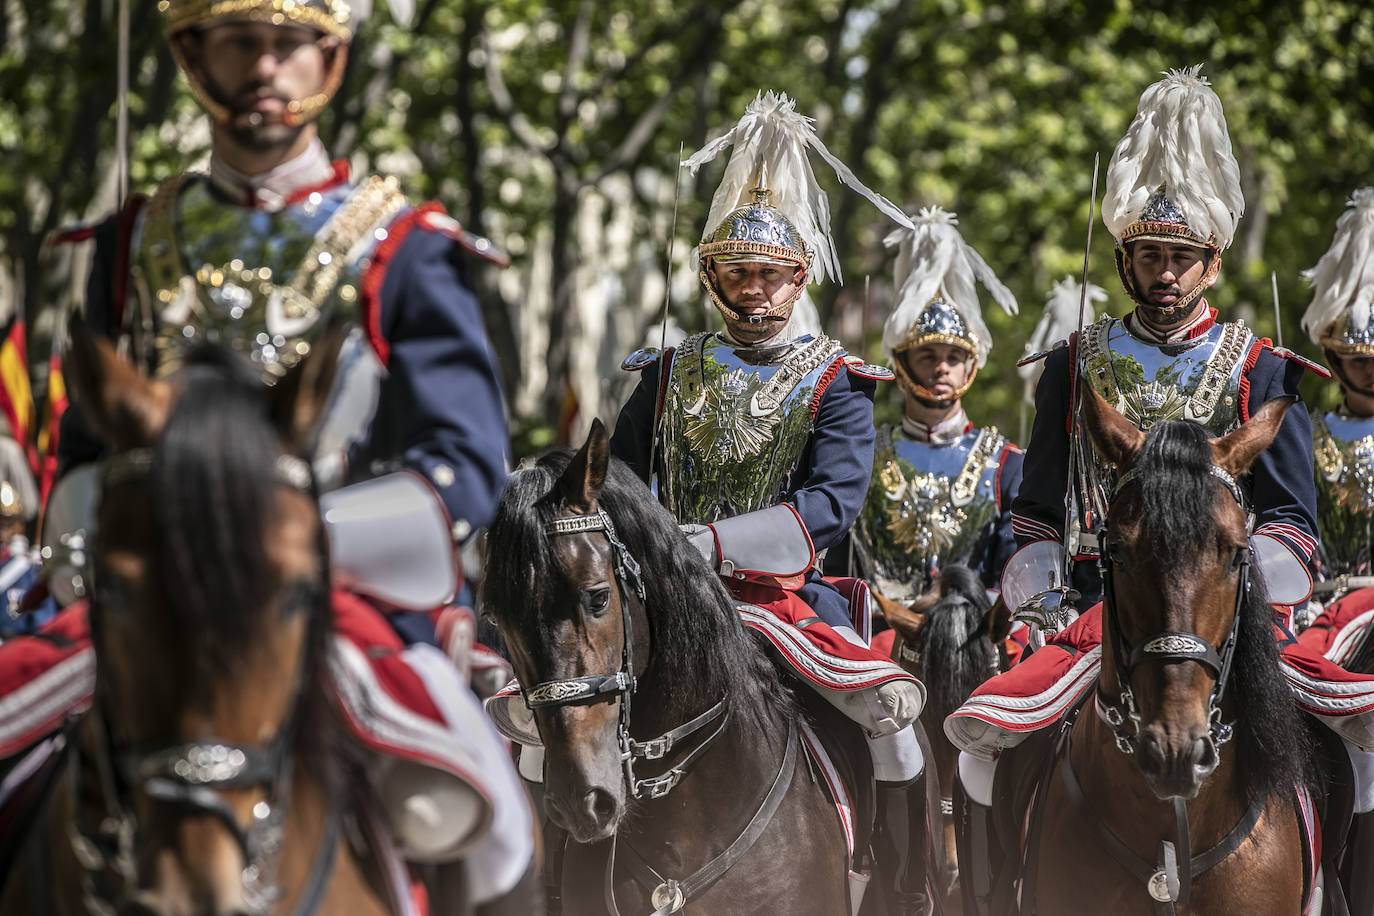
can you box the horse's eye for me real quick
[583,588,611,616]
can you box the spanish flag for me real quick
[37,350,66,507]
[0,318,34,472]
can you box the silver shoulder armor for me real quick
[621,347,661,372]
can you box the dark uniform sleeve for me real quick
[609,360,662,484]
[57,213,126,476]
[979,443,1024,589]
[1010,345,1073,547]
[355,226,509,538]
[1245,348,1319,563]
[787,366,878,553]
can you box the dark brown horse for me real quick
[483,421,852,915]
[878,569,1007,913]
[1026,389,1317,915]
[0,329,394,916]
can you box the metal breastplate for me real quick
[130,172,408,381]
[1313,412,1374,576]
[659,332,843,524]
[854,426,1005,602]
[130,172,405,460]
[1076,316,1253,536]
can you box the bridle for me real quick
[1095,463,1248,760]
[525,508,728,802]
[70,447,337,916]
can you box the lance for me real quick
[1271,271,1284,349]
[646,142,685,490]
[1061,151,1101,585]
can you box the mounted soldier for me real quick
[944,65,1374,915]
[610,91,931,914]
[0,0,534,905]
[1297,188,1374,638]
[853,207,1021,621]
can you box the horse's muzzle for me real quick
[546,784,622,843]
[1137,728,1219,800]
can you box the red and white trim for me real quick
[1255,522,1317,561]
[1011,513,1060,544]
[945,647,1102,760]
[799,720,856,865]
[1324,609,1374,668]
[0,647,94,758]
[736,605,914,692]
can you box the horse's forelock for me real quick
[148,349,298,688]
[1125,420,1225,565]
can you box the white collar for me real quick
[902,408,969,444]
[208,139,337,212]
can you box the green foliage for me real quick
[2,0,1373,451]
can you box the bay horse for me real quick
[879,566,1005,911]
[0,328,394,915]
[1024,388,1318,915]
[482,420,852,914]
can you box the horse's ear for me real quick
[874,589,926,641]
[986,595,1012,644]
[1077,380,1145,468]
[270,321,346,452]
[64,316,171,451]
[559,418,610,512]
[1210,395,1297,476]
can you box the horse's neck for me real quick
[622,696,787,859]
[1071,706,1247,850]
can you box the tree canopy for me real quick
[2,0,1372,452]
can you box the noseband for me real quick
[71,448,335,916]
[527,509,728,801]
[1095,463,1248,758]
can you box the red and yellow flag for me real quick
[37,350,66,507]
[0,318,34,472]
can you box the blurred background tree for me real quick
[2,0,1371,462]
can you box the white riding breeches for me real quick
[958,750,997,807]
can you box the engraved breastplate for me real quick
[854,426,1004,603]
[130,173,405,461]
[1313,412,1374,576]
[130,172,408,381]
[659,332,843,524]
[1076,317,1253,528]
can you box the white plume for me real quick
[1018,275,1108,387]
[1301,187,1374,345]
[1102,65,1244,250]
[684,91,913,285]
[880,206,1018,368]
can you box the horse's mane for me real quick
[483,450,797,741]
[913,564,996,723]
[1128,420,1319,797]
[146,346,336,775]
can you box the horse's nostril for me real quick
[585,788,617,824]
[1193,736,1218,770]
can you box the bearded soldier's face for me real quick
[183,22,334,150]
[1124,241,1211,328]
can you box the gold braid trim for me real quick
[160,0,352,40]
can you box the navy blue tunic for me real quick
[1011,334,1318,606]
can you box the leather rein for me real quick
[1079,461,1263,914]
[534,508,794,915]
[69,448,339,916]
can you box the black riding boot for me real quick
[953,781,1007,916]
[872,775,932,916]
[1345,811,1374,915]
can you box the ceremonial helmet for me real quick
[1301,188,1374,376]
[882,207,1017,401]
[159,0,387,129]
[1102,65,1244,314]
[0,481,21,520]
[685,91,913,325]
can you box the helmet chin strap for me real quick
[892,347,977,403]
[1327,349,1374,399]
